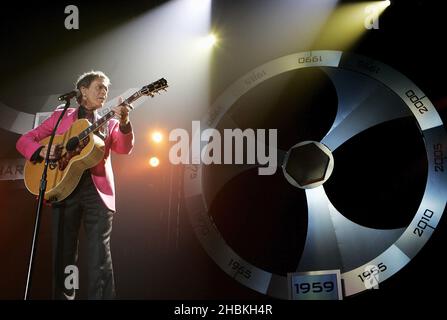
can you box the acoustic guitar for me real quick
[23,78,168,202]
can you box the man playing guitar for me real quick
[16,70,134,299]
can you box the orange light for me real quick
[151,131,163,143]
[149,156,160,167]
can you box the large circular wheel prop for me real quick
[183,50,447,299]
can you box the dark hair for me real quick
[75,70,111,103]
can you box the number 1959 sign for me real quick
[288,270,343,300]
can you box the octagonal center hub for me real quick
[282,141,334,189]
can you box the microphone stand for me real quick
[24,98,72,300]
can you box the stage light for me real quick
[382,0,391,8]
[149,156,160,167]
[151,131,163,144]
[372,0,391,12]
[313,1,391,50]
[199,33,218,49]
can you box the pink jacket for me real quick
[16,107,134,211]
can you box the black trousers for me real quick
[52,171,115,300]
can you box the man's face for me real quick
[81,78,108,110]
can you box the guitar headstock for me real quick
[141,78,168,96]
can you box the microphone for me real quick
[58,90,78,101]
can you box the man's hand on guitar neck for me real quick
[112,97,132,127]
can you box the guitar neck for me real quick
[77,78,168,141]
[78,92,143,140]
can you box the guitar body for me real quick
[24,119,105,202]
